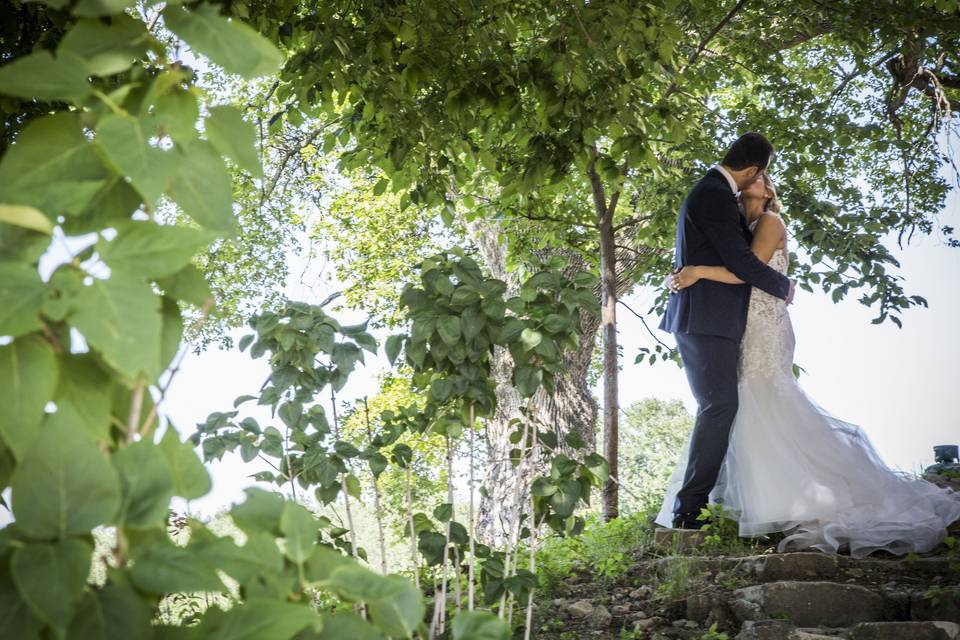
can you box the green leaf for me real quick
[158,426,212,500]
[230,488,284,535]
[162,4,283,79]
[437,315,462,345]
[0,565,43,639]
[0,336,58,459]
[99,221,216,280]
[156,264,213,308]
[461,306,486,341]
[0,113,106,208]
[384,334,404,365]
[192,598,322,640]
[60,15,151,77]
[417,528,447,566]
[433,502,453,523]
[583,452,610,485]
[11,539,92,634]
[59,177,138,234]
[68,272,162,381]
[0,50,91,102]
[160,296,184,374]
[188,529,283,585]
[145,87,200,144]
[167,140,237,234]
[365,575,425,638]
[542,313,569,333]
[66,580,153,640]
[563,431,587,450]
[52,355,113,443]
[96,113,177,208]
[323,566,425,638]
[280,501,317,565]
[113,440,175,528]
[520,328,542,351]
[129,539,224,594]
[0,205,52,234]
[73,0,136,17]
[0,261,45,339]
[0,439,14,491]
[512,365,541,398]
[530,477,557,497]
[10,419,121,538]
[549,478,580,518]
[497,318,524,344]
[205,105,263,177]
[451,610,510,640]
[345,473,362,499]
[317,612,385,640]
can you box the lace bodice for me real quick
[737,217,795,381]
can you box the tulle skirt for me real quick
[654,373,960,558]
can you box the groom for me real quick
[659,132,795,529]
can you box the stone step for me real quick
[735,619,960,639]
[649,550,956,584]
[849,621,960,640]
[730,581,887,627]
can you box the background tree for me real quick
[618,398,695,514]
[216,0,960,529]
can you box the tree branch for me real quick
[662,0,749,101]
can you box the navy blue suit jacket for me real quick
[659,168,791,341]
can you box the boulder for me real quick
[850,621,960,640]
[731,581,885,627]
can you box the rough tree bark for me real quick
[464,211,657,545]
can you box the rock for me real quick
[911,589,960,623]
[879,588,911,620]
[735,619,797,640]
[731,581,885,627]
[567,599,594,618]
[552,598,565,607]
[630,585,654,599]
[633,610,649,620]
[687,591,729,623]
[590,604,612,628]
[905,558,955,576]
[752,553,841,582]
[611,604,631,616]
[634,617,659,631]
[850,621,960,640]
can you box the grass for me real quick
[535,505,661,595]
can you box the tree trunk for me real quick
[588,160,621,521]
[464,215,600,545]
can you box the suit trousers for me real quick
[672,332,741,518]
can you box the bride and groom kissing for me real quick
[654,132,960,558]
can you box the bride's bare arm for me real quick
[674,214,786,289]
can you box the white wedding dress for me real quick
[655,219,960,558]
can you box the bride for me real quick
[654,172,960,558]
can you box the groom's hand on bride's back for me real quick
[786,279,796,305]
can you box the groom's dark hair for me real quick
[721,132,774,171]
